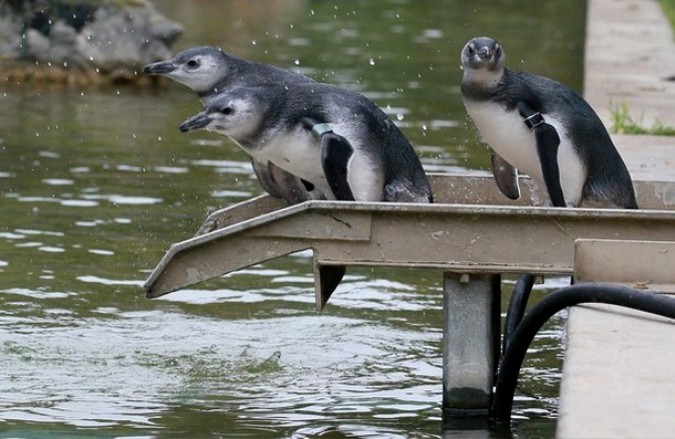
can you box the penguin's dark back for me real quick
[323,86,430,195]
[213,53,315,92]
[504,70,637,208]
[276,83,431,200]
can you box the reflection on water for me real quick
[0,0,584,437]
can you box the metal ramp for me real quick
[143,172,675,416]
[144,173,675,302]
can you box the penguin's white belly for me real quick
[253,126,383,201]
[465,101,586,206]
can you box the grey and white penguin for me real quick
[178,83,433,204]
[179,83,432,304]
[460,36,637,209]
[143,45,321,204]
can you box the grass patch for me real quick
[661,0,675,32]
[610,101,675,136]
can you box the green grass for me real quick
[661,0,675,32]
[610,101,675,136]
[608,1,675,137]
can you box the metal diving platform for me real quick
[143,172,675,418]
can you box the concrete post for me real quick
[442,273,500,416]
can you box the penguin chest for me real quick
[255,128,327,188]
[465,101,586,205]
[254,126,384,201]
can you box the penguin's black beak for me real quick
[143,60,176,75]
[179,113,213,132]
[477,46,492,60]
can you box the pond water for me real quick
[0,0,585,437]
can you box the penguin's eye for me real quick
[220,107,233,115]
[495,45,502,55]
[467,45,476,56]
[186,59,200,69]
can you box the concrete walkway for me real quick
[556,1,675,437]
[585,0,675,128]
[585,0,675,182]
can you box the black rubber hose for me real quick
[503,274,536,354]
[491,283,675,423]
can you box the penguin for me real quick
[460,36,637,209]
[143,46,322,203]
[178,84,434,204]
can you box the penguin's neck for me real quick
[461,67,505,100]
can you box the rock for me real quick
[77,1,182,73]
[0,0,182,82]
[0,6,22,58]
[25,28,51,61]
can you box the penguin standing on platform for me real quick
[179,84,433,204]
[144,46,322,204]
[460,36,637,209]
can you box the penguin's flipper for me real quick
[490,151,520,200]
[533,124,566,207]
[517,102,567,208]
[321,133,356,201]
[302,117,356,201]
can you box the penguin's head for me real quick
[179,88,265,141]
[143,46,230,93]
[460,37,505,73]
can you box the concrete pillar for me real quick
[442,273,500,416]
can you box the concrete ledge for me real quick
[585,0,675,127]
[557,239,675,438]
[557,303,675,439]
[616,134,675,182]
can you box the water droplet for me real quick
[396,114,404,121]
[368,58,375,66]
[251,40,257,46]
[157,136,163,142]
[294,59,300,65]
